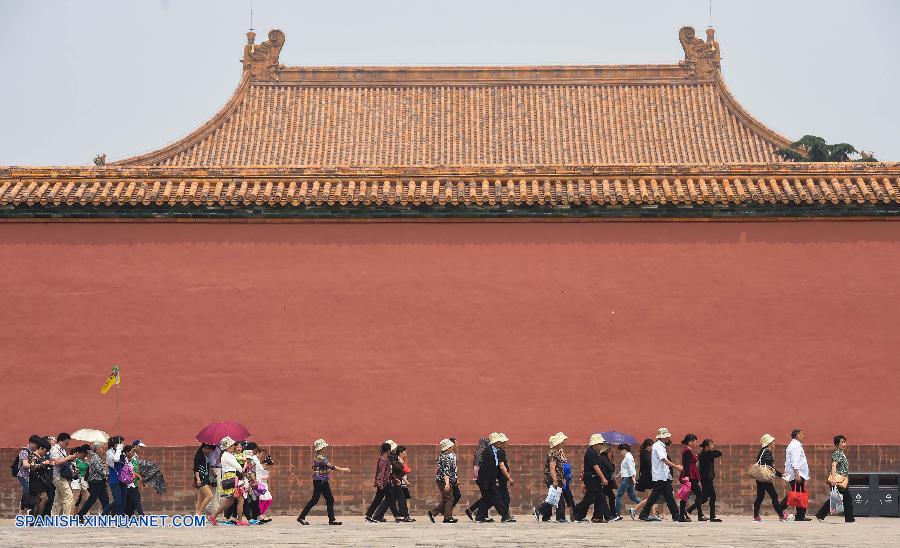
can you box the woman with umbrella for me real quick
[207,437,249,526]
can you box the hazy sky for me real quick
[1,0,898,165]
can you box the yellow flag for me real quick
[100,365,120,394]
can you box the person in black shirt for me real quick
[496,439,513,513]
[687,439,722,522]
[193,443,214,515]
[596,445,620,522]
[572,434,613,522]
[754,434,787,522]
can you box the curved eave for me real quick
[715,73,793,152]
[112,74,251,167]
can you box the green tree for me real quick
[776,135,877,162]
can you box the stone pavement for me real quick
[1,515,895,547]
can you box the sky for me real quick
[1,0,898,165]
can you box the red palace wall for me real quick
[1,220,899,448]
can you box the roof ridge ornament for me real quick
[679,26,720,80]
[242,29,285,81]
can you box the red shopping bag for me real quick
[786,483,809,509]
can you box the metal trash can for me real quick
[875,473,899,517]
[848,473,871,517]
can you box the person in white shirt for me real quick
[781,428,811,521]
[614,443,641,518]
[208,437,248,526]
[49,432,78,516]
[638,428,685,521]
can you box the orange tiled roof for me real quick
[114,27,791,168]
[3,165,898,218]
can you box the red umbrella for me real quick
[196,421,251,444]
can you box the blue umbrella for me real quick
[599,431,638,445]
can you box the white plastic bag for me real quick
[829,487,844,514]
[544,486,562,507]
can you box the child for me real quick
[688,439,722,522]
[297,439,349,525]
[614,444,641,518]
[679,434,703,521]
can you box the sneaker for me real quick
[628,508,636,521]
[753,516,763,523]
[556,518,568,523]
[235,520,250,526]
[710,518,722,522]
[816,517,826,523]
[532,507,540,522]
[297,517,309,525]
[649,515,663,522]
[207,514,217,527]
[610,516,623,522]
[329,521,342,526]
[248,519,259,525]
[443,517,458,523]
[638,515,655,522]
[501,516,516,523]
[796,517,812,522]
[698,516,708,522]
[681,514,692,522]
[590,517,605,523]
[364,516,377,523]
[786,513,794,521]
[465,509,474,522]
[427,511,435,523]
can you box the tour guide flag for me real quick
[100,365,120,394]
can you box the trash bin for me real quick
[848,473,871,517]
[875,473,899,517]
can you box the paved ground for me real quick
[0,515,893,546]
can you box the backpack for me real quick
[11,450,22,477]
[119,461,136,485]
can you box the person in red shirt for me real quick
[679,434,703,521]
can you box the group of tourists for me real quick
[14,433,164,521]
[200,437,275,526]
[198,427,856,526]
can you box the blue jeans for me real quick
[104,483,127,515]
[615,476,641,516]
[18,476,29,510]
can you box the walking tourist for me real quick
[373,444,415,522]
[614,443,641,518]
[208,436,248,526]
[256,447,274,522]
[753,434,788,522]
[638,428,685,522]
[15,435,41,512]
[572,433,612,523]
[686,439,722,521]
[27,438,53,516]
[70,445,90,515]
[297,438,349,525]
[476,432,515,522]
[366,441,399,522]
[395,445,415,521]
[496,434,513,516]
[465,436,492,521]
[428,438,460,523]
[534,432,569,522]
[128,440,147,515]
[630,438,661,520]
[781,428,811,521]
[814,435,855,523]
[49,432,78,516]
[77,442,109,518]
[193,443,214,515]
[120,445,142,516]
[104,436,126,515]
[598,444,619,521]
[679,434,703,521]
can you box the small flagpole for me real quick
[116,383,121,433]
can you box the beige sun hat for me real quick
[588,433,606,446]
[218,436,237,451]
[549,432,568,448]
[760,434,775,447]
[439,438,454,452]
[489,432,504,444]
[498,433,509,442]
[656,427,672,439]
[313,438,328,451]
[384,439,398,452]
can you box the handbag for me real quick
[675,478,692,501]
[220,477,236,490]
[60,461,75,481]
[829,487,844,514]
[544,486,562,507]
[828,473,849,490]
[786,482,809,509]
[747,453,776,483]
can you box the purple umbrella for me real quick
[599,431,638,445]
[196,421,251,444]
